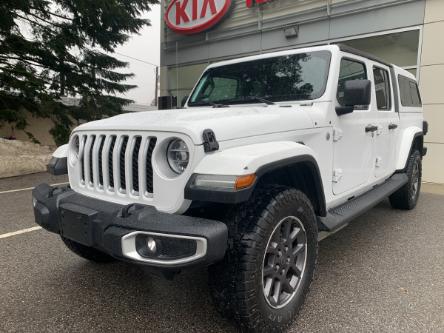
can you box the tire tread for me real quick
[209,185,318,332]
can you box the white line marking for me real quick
[0,226,42,239]
[0,182,69,195]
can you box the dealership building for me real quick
[160,0,444,184]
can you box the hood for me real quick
[74,106,315,144]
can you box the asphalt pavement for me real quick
[0,173,443,332]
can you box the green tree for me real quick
[0,0,158,145]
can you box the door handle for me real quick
[388,123,398,130]
[365,125,378,133]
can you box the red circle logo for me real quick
[165,0,232,34]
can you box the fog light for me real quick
[146,237,157,253]
[32,198,37,208]
[132,233,203,261]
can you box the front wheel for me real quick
[209,186,318,332]
[390,150,422,210]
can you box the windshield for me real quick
[188,50,331,107]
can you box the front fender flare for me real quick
[194,141,318,176]
[187,142,326,215]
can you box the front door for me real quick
[333,57,377,195]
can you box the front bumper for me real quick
[32,184,228,269]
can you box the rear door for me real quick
[371,65,399,179]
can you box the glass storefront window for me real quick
[339,30,420,68]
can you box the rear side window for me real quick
[409,81,421,106]
[373,67,392,111]
[337,58,367,106]
[398,75,422,107]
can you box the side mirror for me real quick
[158,96,177,110]
[336,79,371,116]
[181,96,189,108]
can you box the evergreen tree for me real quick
[0,0,158,145]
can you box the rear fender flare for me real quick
[396,127,423,171]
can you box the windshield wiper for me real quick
[190,101,229,108]
[244,96,275,105]
[209,102,230,108]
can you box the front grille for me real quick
[88,135,96,184]
[78,134,157,196]
[108,136,117,188]
[120,136,129,190]
[98,136,105,186]
[146,138,157,193]
[132,137,142,192]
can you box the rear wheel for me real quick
[61,237,115,263]
[208,186,318,332]
[389,150,422,210]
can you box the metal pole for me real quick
[154,66,159,106]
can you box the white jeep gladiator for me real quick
[33,44,427,332]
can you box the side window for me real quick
[409,81,422,106]
[398,75,422,107]
[373,67,392,111]
[337,58,367,106]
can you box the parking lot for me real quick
[0,172,443,332]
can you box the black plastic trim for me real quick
[202,129,219,153]
[47,157,68,176]
[409,132,424,163]
[423,121,429,136]
[338,44,392,68]
[319,173,408,232]
[398,132,424,172]
[32,185,228,270]
[185,155,327,217]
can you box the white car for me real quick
[34,44,427,332]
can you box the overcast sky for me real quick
[114,5,161,105]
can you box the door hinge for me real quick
[333,128,343,142]
[332,169,343,183]
[375,157,382,168]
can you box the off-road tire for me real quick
[61,237,115,263]
[208,186,318,332]
[389,150,422,210]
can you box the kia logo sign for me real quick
[165,0,232,34]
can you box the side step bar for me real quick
[319,173,408,233]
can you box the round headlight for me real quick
[167,138,189,174]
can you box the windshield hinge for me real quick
[202,129,219,153]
